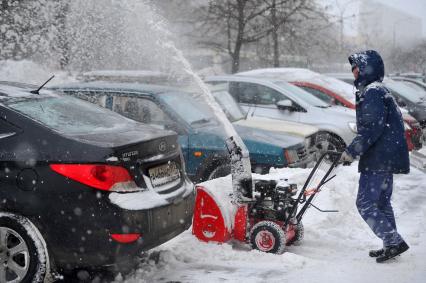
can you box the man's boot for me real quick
[369,248,384,257]
[376,241,409,263]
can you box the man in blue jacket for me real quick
[340,50,410,263]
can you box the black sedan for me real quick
[0,82,194,281]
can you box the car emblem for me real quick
[158,141,167,152]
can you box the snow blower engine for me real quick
[193,137,340,254]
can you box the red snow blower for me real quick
[193,138,340,254]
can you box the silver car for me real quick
[205,75,357,152]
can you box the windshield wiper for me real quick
[190,118,211,125]
[30,75,55,95]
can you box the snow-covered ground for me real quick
[118,162,426,283]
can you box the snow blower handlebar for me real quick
[285,151,342,226]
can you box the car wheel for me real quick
[0,214,49,283]
[319,136,343,152]
[207,164,231,180]
[315,133,345,162]
[250,221,286,254]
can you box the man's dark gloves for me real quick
[339,151,354,166]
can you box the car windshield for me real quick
[385,79,425,103]
[159,92,219,127]
[6,95,134,134]
[274,81,330,107]
[211,90,245,122]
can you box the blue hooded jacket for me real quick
[346,50,409,174]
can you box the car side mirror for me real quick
[276,99,295,111]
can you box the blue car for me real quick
[52,82,311,182]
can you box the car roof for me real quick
[0,81,58,100]
[51,81,185,96]
[81,70,167,78]
[392,76,426,86]
[237,67,318,79]
[236,69,356,101]
[206,74,285,85]
[324,73,353,80]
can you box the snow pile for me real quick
[118,163,426,283]
[0,60,76,85]
[110,178,194,210]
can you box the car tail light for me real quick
[111,233,141,244]
[50,164,137,191]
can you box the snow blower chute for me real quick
[193,140,340,254]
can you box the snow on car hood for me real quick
[234,123,304,148]
[234,117,318,138]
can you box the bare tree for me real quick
[196,0,331,72]
[263,0,321,67]
[197,0,279,73]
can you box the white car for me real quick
[205,75,357,152]
[209,84,320,154]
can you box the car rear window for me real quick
[159,92,219,127]
[5,95,135,134]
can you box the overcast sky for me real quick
[377,0,426,36]
[326,0,426,37]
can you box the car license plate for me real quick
[148,162,180,188]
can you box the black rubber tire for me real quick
[207,164,231,180]
[315,134,345,163]
[287,221,304,246]
[250,221,286,254]
[0,214,48,283]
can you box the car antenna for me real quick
[30,75,55,95]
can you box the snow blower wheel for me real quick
[250,221,286,254]
[287,222,304,246]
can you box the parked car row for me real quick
[52,81,316,182]
[1,65,423,280]
[232,68,424,151]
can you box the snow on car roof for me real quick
[0,82,59,100]
[78,70,186,86]
[238,68,356,102]
[52,81,182,96]
[81,70,167,78]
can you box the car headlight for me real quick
[348,122,357,133]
